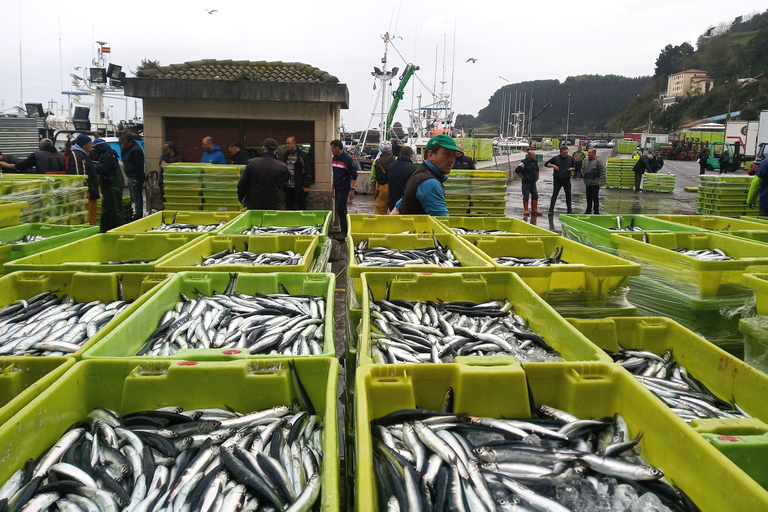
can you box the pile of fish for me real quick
[8,234,47,244]
[371,402,699,512]
[0,399,323,511]
[369,297,560,364]
[451,228,513,235]
[494,246,568,267]
[108,259,155,265]
[355,240,460,268]
[241,225,322,236]
[671,248,733,261]
[137,274,325,356]
[609,347,751,423]
[0,290,131,356]
[608,217,644,232]
[150,222,226,233]
[200,248,304,267]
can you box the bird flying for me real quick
[466,58,478,63]
[205,9,218,14]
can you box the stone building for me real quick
[123,59,349,208]
[660,69,715,110]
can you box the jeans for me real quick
[549,177,572,213]
[585,185,600,214]
[129,180,143,219]
[334,190,348,236]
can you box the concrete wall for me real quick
[143,97,340,209]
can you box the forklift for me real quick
[706,141,734,173]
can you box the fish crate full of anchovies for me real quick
[358,272,610,366]
[110,210,243,234]
[435,216,557,237]
[0,224,98,271]
[0,357,75,427]
[83,271,334,360]
[0,357,340,512]
[3,233,204,274]
[155,235,319,274]
[611,232,768,298]
[0,271,171,360]
[219,210,333,242]
[354,361,768,512]
[650,214,768,232]
[559,214,706,252]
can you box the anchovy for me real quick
[608,216,644,232]
[493,246,568,267]
[0,293,131,357]
[0,375,323,512]
[355,239,460,268]
[151,221,226,233]
[8,234,48,244]
[451,228,513,235]
[369,297,560,364]
[373,401,697,512]
[608,347,749,423]
[242,225,322,236]
[136,273,326,357]
[671,248,733,261]
[200,249,304,267]
[108,259,155,265]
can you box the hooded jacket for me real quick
[202,145,227,165]
[15,145,66,173]
[71,144,100,200]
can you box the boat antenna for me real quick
[18,0,23,107]
[449,19,456,131]
[59,12,64,116]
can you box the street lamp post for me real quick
[565,94,571,147]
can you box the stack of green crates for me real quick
[201,165,243,211]
[698,175,756,217]
[642,172,675,193]
[0,177,53,223]
[444,170,507,216]
[605,158,636,189]
[616,140,638,154]
[163,164,204,210]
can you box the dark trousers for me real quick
[128,180,143,219]
[100,184,124,233]
[549,177,572,213]
[700,163,706,175]
[285,187,306,210]
[334,190,348,236]
[760,208,768,217]
[585,185,600,214]
[634,172,643,191]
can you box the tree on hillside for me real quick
[137,59,160,72]
[654,43,695,77]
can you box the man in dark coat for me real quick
[0,138,65,174]
[238,138,290,210]
[229,143,251,165]
[120,134,145,220]
[452,143,476,169]
[92,138,124,232]
[545,145,576,215]
[71,134,99,226]
[633,152,654,191]
[387,145,418,212]
[283,136,312,210]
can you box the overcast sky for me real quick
[0,0,765,133]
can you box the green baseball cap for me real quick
[426,134,463,155]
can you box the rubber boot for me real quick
[523,199,529,216]
[531,200,543,216]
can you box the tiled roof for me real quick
[137,59,339,84]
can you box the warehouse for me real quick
[123,59,350,209]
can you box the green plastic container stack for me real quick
[616,140,638,154]
[698,175,756,217]
[0,358,340,511]
[0,177,54,223]
[612,231,768,352]
[162,164,204,210]
[560,214,706,251]
[443,170,508,216]
[642,172,675,192]
[605,157,636,189]
[354,361,768,512]
[201,165,243,211]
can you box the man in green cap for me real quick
[392,134,462,216]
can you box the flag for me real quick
[102,47,111,54]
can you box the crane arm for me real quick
[385,64,419,140]
[523,102,553,130]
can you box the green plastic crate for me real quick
[0,201,27,228]
[739,317,768,375]
[649,215,768,232]
[743,273,768,316]
[358,272,611,366]
[355,361,768,512]
[463,234,641,299]
[220,210,332,243]
[4,233,203,273]
[0,358,339,512]
[164,203,203,211]
[612,232,768,298]
[0,224,98,266]
[0,271,171,358]
[347,214,450,235]
[560,214,706,250]
[156,234,318,273]
[201,204,244,212]
[84,271,335,360]
[109,210,241,234]
[435,216,555,236]
[0,357,75,427]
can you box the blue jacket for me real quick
[201,146,226,165]
[756,159,768,207]
[332,151,358,191]
[395,161,449,217]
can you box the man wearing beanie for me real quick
[92,138,124,232]
[237,138,290,210]
[370,140,395,214]
[71,134,99,225]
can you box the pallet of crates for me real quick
[642,172,675,193]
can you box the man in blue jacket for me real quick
[330,140,357,238]
[748,158,768,216]
[201,136,226,164]
[393,134,462,216]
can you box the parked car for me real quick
[592,140,609,148]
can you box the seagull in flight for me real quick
[466,58,478,63]
[205,9,218,14]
